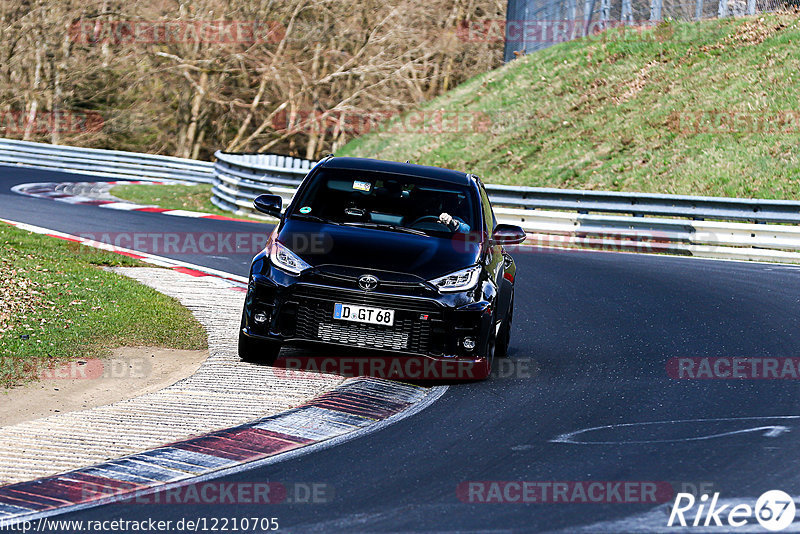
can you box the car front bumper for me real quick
[241,272,494,378]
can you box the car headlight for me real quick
[270,242,311,275]
[429,265,481,292]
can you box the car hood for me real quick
[278,219,482,280]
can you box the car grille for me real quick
[317,322,410,350]
[294,295,438,354]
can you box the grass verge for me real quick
[110,183,264,220]
[0,224,207,387]
[340,13,800,200]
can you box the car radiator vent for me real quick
[296,298,432,354]
[317,323,409,350]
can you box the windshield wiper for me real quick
[342,221,429,236]
[290,213,341,225]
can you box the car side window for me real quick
[478,182,496,233]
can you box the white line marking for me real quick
[101,202,155,210]
[161,210,208,218]
[550,416,799,445]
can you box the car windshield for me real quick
[290,168,479,237]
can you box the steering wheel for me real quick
[409,215,454,232]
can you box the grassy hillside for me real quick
[340,13,800,199]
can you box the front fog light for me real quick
[254,312,268,324]
[462,337,476,351]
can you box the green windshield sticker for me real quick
[299,206,312,214]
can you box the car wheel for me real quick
[496,292,514,358]
[238,330,281,363]
[475,325,496,380]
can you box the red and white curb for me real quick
[0,218,249,293]
[11,180,253,223]
[0,218,447,523]
[0,378,445,524]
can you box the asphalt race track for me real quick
[0,166,261,275]
[3,164,800,532]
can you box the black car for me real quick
[239,156,525,380]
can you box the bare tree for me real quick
[0,0,505,159]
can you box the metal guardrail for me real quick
[211,151,312,216]
[212,153,800,263]
[0,138,214,183]
[484,184,800,224]
[3,141,799,263]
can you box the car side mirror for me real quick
[253,194,283,218]
[491,224,527,245]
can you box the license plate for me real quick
[333,303,395,326]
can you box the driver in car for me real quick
[438,194,471,232]
[438,212,470,232]
[411,190,471,233]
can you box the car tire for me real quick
[475,326,496,380]
[238,329,281,364]
[496,292,514,359]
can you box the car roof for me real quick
[321,157,472,186]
